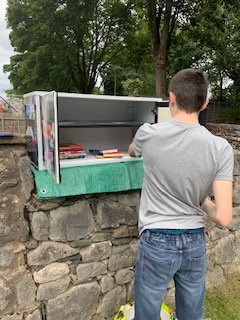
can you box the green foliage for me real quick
[122,78,143,96]
[166,0,240,108]
[101,3,155,97]
[179,1,240,101]
[216,106,240,124]
[4,0,240,106]
[4,0,135,94]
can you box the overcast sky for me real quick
[0,0,14,99]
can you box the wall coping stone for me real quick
[0,134,31,145]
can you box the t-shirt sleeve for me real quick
[133,123,153,157]
[215,140,234,181]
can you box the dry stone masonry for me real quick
[0,125,240,320]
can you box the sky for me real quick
[0,0,14,99]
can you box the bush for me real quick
[216,107,240,124]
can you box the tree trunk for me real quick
[146,0,173,98]
[153,49,168,98]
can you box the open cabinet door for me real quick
[41,91,61,184]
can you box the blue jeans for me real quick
[134,229,207,320]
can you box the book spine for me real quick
[102,149,118,154]
[60,150,86,155]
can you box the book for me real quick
[89,148,118,155]
[60,150,86,155]
[96,152,123,159]
[101,149,119,154]
[59,143,85,151]
[60,153,86,159]
[60,147,86,160]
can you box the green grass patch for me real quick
[204,272,240,319]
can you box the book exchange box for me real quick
[23,91,170,199]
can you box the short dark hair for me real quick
[169,68,208,113]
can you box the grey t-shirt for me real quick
[134,119,234,234]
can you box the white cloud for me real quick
[0,0,14,99]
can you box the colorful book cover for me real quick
[59,143,85,151]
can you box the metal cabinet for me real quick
[24,91,170,185]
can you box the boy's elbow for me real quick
[128,143,136,157]
[216,210,232,228]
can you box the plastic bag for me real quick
[114,302,175,320]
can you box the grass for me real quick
[204,272,240,320]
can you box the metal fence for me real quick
[206,101,232,123]
[0,95,26,134]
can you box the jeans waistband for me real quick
[149,228,204,235]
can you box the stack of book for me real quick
[59,143,86,159]
[89,148,123,159]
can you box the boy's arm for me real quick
[201,180,232,227]
[128,140,136,157]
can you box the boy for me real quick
[128,68,233,320]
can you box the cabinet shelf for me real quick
[59,151,140,168]
[58,120,149,128]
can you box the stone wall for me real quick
[1,127,240,320]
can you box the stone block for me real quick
[97,285,126,318]
[76,262,108,282]
[117,192,140,206]
[99,275,114,293]
[0,278,12,312]
[33,262,69,283]
[46,282,100,320]
[31,211,49,241]
[0,246,14,268]
[112,225,138,239]
[25,309,42,320]
[27,242,79,266]
[233,175,240,205]
[97,200,137,229]
[16,273,36,309]
[0,195,28,244]
[1,314,23,320]
[207,226,229,241]
[115,268,134,284]
[80,241,112,263]
[210,234,236,265]
[49,200,93,241]
[229,216,240,231]
[108,241,138,272]
[37,275,70,300]
[18,156,34,201]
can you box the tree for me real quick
[142,0,195,98]
[4,0,134,94]
[101,5,155,96]
[170,0,240,102]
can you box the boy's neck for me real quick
[172,112,199,124]
[170,105,200,124]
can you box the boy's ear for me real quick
[200,98,209,111]
[169,91,176,107]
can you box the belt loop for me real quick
[144,229,150,241]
